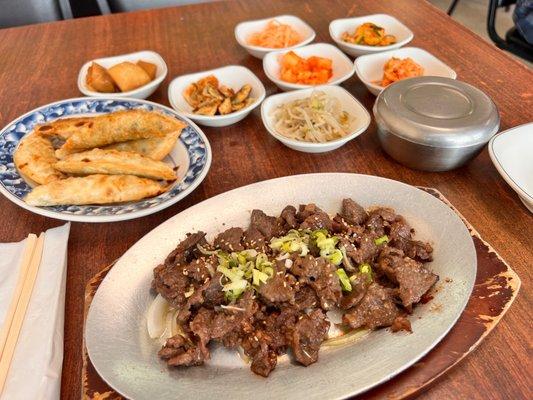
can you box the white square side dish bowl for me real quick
[488,122,533,213]
[354,47,457,96]
[329,14,414,57]
[77,50,167,99]
[168,65,266,127]
[261,85,371,153]
[235,15,316,59]
[263,43,355,91]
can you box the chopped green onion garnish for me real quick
[374,235,389,246]
[252,269,269,286]
[358,263,373,282]
[336,268,352,292]
[270,229,309,256]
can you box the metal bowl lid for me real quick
[373,76,500,148]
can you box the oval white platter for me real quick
[86,173,476,399]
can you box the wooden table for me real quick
[0,0,531,398]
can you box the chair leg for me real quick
[487,0,506,48]
[447,0,461,15]
[96,0,112,14]
[58,0,73,19]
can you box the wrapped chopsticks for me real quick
[0,233,45,394]
[0,224,70,400]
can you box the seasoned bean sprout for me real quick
[271,91,354,143]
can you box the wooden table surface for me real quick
[0,0,531,398]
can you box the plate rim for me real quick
[488,122,533,203]
[0,97,212,223]
[86,172,477,399]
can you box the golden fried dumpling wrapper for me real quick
[14,133,64,185]
[55,110,180,158]
[108,61,151,92]
[36,117,94,141]
[86,62,116,93]
[136,60,157,80]
[54,148,177,181]
[24,174,165,206]
[104,129,182,161]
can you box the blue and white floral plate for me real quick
[0,98,212,223]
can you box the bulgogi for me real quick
[151,198,438,377]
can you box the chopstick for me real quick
[0,232,45,394]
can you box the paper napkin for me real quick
[0,223,70,400]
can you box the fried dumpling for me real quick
[13,133,64,185]
[104,129,182,161]
[35,117,94,141]
[55,110,182,158]
[54,149,177,181]
[24,174,165,206]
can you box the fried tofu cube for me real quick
[136,60,157,80]
[107,61,151,92]
[86,62,116,93]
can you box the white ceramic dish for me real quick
[261,85,371,153]
[354,47,457,96]
[86,173,476,400]
[235,15,316,59]
[77,50,168,99]
[168,65,266,127]
[329,14,414,57]
[488,122,533,213]
[263,43,355,91]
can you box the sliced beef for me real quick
[258,262,296,304]
[176,280,211,324]
[403,240,434,262]
[377,247,438,308]
[182,258,212,283]
[293,285,319,310]
[155,201,439,376]
[291,309,329,366]
[389,219,412,242]
[152,264,189,307]
[280,205,298,229]
[341,198,368,225]
[242,330,278,377]
[190,307,214,357]
[291,255,342,310]
[159,334,206,367]
[339,273,370,309]
[343,283,399,330]
[391,315,412,332]
[395,257,438,308]
[259,308,299,352]
[242,226,266,250]
[214,227,244,252]
[250,209,282,240]
[297,204,333,231]
[349,233,380,264]
[164,231,206,267]
[203,272,225,307]
[376,246,405,281]
[366,208,397,236]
